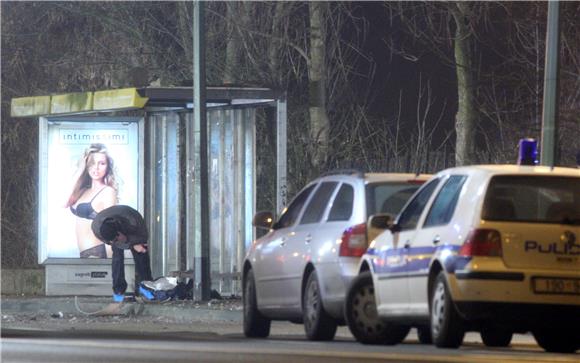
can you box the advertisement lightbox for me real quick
[38,117,142,263]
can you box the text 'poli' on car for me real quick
[242,170,430,340]
[345,165,579,353]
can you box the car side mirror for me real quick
[369,213,394,229]
[367,213,395,242]
[252,211,275,230]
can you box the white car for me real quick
[345,165,579,353]
[243,171,430,340]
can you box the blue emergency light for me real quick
[518,138,538,165]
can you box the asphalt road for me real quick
[2,328,578,363]
[1,297,578,362]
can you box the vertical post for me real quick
[276,97,288,216]
[160,117,168,275]
[185,111,200,291]
[540,1,560,167]
[193,1,211,301]
[245,108,255,262]
[218,111,226,292]
[147,116,159,277]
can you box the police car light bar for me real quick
[518,138,538,166]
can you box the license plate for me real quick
[533,277,580,295]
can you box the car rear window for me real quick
[366,182,424,217]
[482,175,580,224]
[300,182,338,224]
[328,184,354,221]
[424,175,467,227]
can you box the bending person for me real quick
[92,205,153,302]
[65,143,118,258]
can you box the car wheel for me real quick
[480,326,512,347]
[417,326,432,344]
[303,270,337,341]
[243,269,271,338]
[430,272,465,348]
[345,271,410,345]
[533,328,579,353]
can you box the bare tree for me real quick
[307,2,330,172]
[450,3,477,166]
[5,1,578,270]
[384,2,490,166]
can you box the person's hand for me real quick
[132,244,148,253]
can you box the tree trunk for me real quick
[308,2,329,173]
[451,3,477,166]
[223,2,241,85]
[268,2,285,86]
[177,2,193,66]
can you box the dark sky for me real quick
[352,2,457,146]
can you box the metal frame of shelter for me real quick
[142,87,288,297]
[11,86,287,297]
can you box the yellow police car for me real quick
[345,164,579,353]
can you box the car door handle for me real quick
[305,235,312,244]
[432,235,441,245]
[280,237,287,246]
[404,240,411,249]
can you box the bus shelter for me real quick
[11,86,287,297]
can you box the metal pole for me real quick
[276,97,288,215]
[540,1,560,167]
[193,1,211,301]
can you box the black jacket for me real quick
[91,205,148,249]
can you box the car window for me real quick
[366,182,423,217]
[423,175,467,227]
[328,184,354,221]
[274,184,316,229]
[396,178,440,231]
[300,182,338,224]
[482,175,580,224]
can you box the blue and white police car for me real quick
[344,163,579,353]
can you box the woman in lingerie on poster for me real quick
[65,143,118,258]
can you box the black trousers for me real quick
[111,245,153,295]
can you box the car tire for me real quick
[243,269,271,338]
[430,272,465,348]
[533,328,579,353]
[303,271,338,341]
[345,271,410,345]
[417,326,432,344]
[480,326,512,347]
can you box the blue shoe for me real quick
[139,286,155,301]
[113,293,124,303]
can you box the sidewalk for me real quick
[1,294,345,338]
[1,295,242,322]
[0,295,539,347]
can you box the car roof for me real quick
[363,173,432,183]
[435,164,580,178]
[317,171,431,184]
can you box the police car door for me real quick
[407,175,467,315]
[376,178,441,316]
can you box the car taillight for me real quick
[339,223,368,257]
[459,229,502,257]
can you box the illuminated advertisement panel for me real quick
[39,117,141,263]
